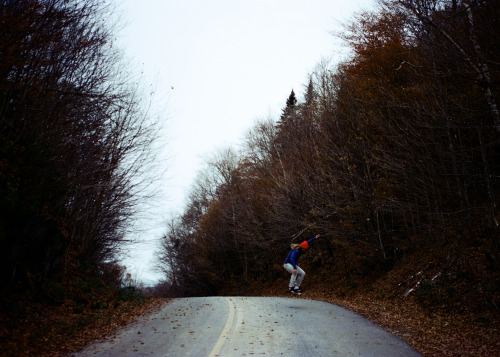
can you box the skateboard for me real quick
[289,289,305,296]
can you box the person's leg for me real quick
[283,263,297,288]
[294,266,306,288]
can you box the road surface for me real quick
[70,296,421,356]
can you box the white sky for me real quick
[116,0,375,285]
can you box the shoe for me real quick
[289,287,299,295]
[294,287,303,293]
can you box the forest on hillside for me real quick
[156,0,499,314]
[0,0,156,302]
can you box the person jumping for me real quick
[283,234,320,295]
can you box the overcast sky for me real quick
[116,0,375,284]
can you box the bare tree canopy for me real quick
[0,0,158,296]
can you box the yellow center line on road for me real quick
[235,298,243,327]
[208,297,237,357]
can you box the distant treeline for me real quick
[0,0,156,298]
[156,0,499,298]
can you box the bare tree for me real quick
[0,0,159,294]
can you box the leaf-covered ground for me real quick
[0,286,167,357]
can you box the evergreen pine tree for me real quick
[280,89,298,123]
[286,89,297,108]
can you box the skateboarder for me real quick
[283,234,320,295]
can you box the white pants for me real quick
[283,263,305,288]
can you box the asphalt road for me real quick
[70,296,422,357]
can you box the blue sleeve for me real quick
[307,236,317,245]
